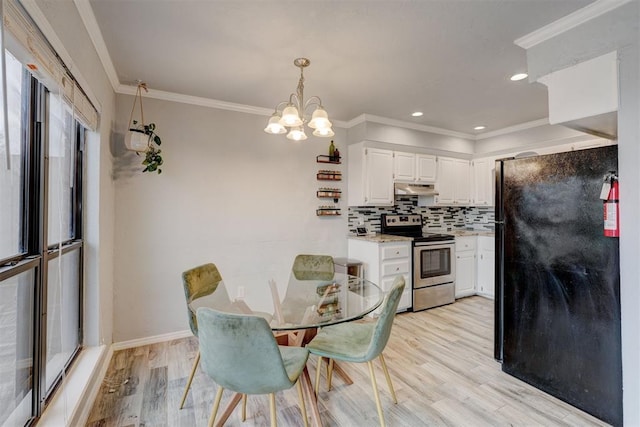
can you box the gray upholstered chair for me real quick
[306,275,405,427]
[196,307,310,427]
[179,263,232,409]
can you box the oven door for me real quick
[413,242,456,288]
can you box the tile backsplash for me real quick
[348,196,494,234]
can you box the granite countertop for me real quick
[347,233,413,243]
[448,229,495,237]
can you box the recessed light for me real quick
[474,125,486,131]
[510,73,528,81]
[411,111,423,117]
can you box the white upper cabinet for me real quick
[435,157,470,205]
[348,143,394,206]
[472,157,495,206]
[393,152,436,183]
[393,152,416,182]
[416,154,437,182]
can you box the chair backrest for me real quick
[196,307,295,395]
[182,263,231,335]
[364,275,405,360]
[291,254,335,280]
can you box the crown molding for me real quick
[74,0,120,91]
[475,118,550,140]
[116,84,350,127]
[352,114,475,139]
[515,0,632,49]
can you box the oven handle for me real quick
[413,241,455,248]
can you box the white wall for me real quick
[32,0,117,347]
[112,96,349,342]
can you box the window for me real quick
[0,49,85,426]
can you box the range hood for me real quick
[394,183,439,196]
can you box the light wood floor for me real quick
[86,296,610,426]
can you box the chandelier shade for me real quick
[264,113,287,134]
[287,126,308,141]
[265,58,334,140]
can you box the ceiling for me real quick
[85,0,594,136]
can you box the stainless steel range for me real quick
[381,214,456,311]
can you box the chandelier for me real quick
[264,58,334,141]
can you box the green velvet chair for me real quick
[179,263,232,409]
[196,307,310,427]
[306,275,405,427]
[291,254,335,280]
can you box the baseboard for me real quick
[111,329,192,351]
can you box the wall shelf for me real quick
[317,170,342,181]
[316,155,341,164]
[316,207,341,216]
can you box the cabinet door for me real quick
[476,236,495,298]
[365,148,394,205]
[453,159,471,204]
[393,152,415,182]
[416,154,437,182]
[455,250,476,298]
[435,157,455,204]
[472,158,490,206]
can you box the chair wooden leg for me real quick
[208,386,224,427]
[378,353,397,404]
[180,351,201,409]
[327,358,334,391]
[367,361,386,427]
[269,393,277,427]
[315,356,323,395]
[241,394,247,421]
[296,379,309,427]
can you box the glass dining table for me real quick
[189,272,384,427]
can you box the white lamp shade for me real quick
[313,126,335,137]
[308,107,331,129]
[264,114,287,134]
[280,105,303,127]
[125,129,150,152]
[286,127,307,141]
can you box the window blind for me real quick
[3,0,98,130]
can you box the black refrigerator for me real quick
[494,145,622,426]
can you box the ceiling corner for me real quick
[73,0,120,91]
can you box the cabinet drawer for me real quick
[455,236,476,251]
[381,244,410,260]
[381,260,410,277]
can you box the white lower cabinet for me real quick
[454,236,476,298]
[348,239,412,312]
[476,236,495,299]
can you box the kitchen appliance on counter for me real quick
[381,214,455,311]
[495,145,621,426]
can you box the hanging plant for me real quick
[124,82,165,174]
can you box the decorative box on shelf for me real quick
[317,170,342,181]
[316,206,341,216]
[316,155,341,164]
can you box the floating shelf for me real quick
[317,170,342,181]
[316,155,341,164]
[317,188,342,202]
[316,207,341,216]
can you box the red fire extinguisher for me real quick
[603,172,619,237]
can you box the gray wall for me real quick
[112,95,349,342]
